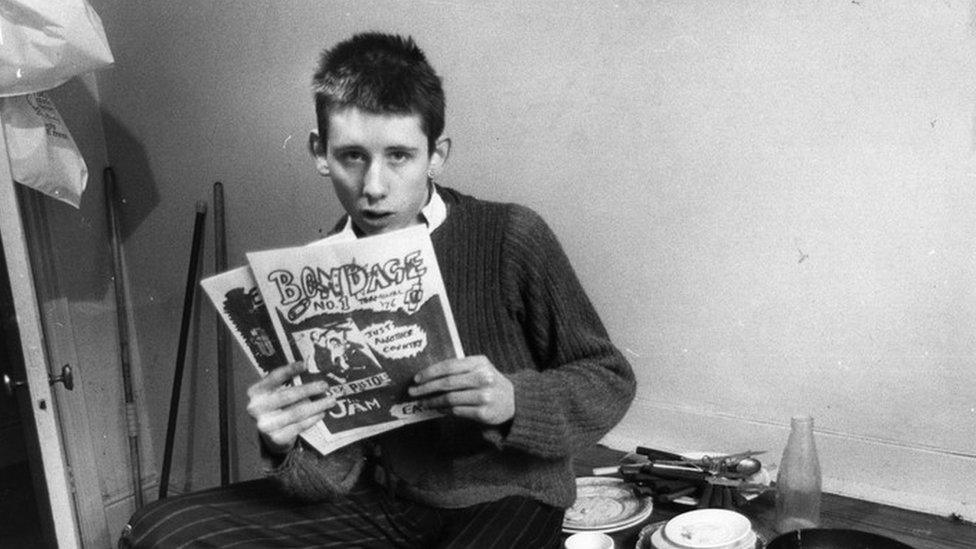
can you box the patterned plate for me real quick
[563,477,654,533]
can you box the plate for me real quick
[563,477,654,534]
[637,521,763,549]
[652,525,757,549]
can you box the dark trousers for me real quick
[119,477,564,549]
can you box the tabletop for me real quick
[571,445,976,549]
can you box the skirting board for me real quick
[600,400,975,522]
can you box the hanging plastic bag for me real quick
[0,0,114,96]
[0,92,87,208]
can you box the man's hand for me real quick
[246,361,337,454]
[408,356,515,425]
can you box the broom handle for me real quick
[214,182,230,485]
[103,167,144,509]
[158,201,207,499]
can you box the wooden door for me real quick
[0,117,81,548]
[0,237,50,546]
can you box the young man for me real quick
[120,33,635,548]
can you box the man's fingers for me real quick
[442,405,493,422]
[268,361,307,383]
[274,389,336,420]
[307,393,339,414]
[264,410,326,452]
[248,361,306,397]
[250,380,329,414]
[408,369,492,397]
[425,401,500,424]
[411,357,495,395]
[420,389,490,410]
[291,381,332,402]
[413,356,486,384]
[296,412,327,433]
[256,395,336,434]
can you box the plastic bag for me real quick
[0,0,114,96]
[1,92,88,208]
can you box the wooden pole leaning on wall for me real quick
[213,182,231,486]
[103,167,144,509]
[158,200,208,499]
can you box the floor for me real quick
[0,460,45,547]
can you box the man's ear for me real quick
[308,130,330,176]
[429,135,451,173]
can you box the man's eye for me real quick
[341,151,366,164]
[388,151,413,163]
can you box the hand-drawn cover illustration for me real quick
[200,233,352,374]
[246,225,464,442]
[201,266,287,376]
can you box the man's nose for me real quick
[362,161,387,199]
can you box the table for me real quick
[572,445,976,549]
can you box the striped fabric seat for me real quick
[119,477,563,549]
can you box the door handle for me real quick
[3,363,74,396]
[50,364,74,391]
[3,373,25,396]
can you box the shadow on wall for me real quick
[39,78,160,304]
[100,112,159,242]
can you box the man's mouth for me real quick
[360,210,393,222]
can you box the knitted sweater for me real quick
[272,186,636,509]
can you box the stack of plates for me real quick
[639,509,758,549]
[562,477,655,534]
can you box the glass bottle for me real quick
[775,415,822,533]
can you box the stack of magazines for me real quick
[201,225,464,455]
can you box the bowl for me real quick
[662,509,754,549]
[766,528,914,549]
[565,531,615,549]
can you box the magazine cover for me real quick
[200,233,353,375]
[246,224,464,442]
[200,266,287,375]
[200,233,361,455]
[201,263,360,455]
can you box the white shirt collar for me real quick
[338,186,447,238]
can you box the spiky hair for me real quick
[313,32,445,153]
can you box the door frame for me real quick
[18,185,115,547]
[0,115,81,548]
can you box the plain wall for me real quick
[86,0,976,527]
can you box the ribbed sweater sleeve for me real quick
[492,205,636,459]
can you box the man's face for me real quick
[318,107,442,236]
